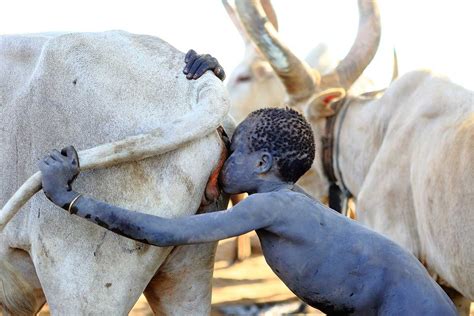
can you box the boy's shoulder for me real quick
[245,188,314,208]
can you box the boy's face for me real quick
[219,120,263,195]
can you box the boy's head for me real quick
[220,107,315,194]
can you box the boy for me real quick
[38,56,456,315]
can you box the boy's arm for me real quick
[55,191,269,246]
[39,147,272,247]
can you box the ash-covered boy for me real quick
[38,52,456,315]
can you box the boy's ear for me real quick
[256,152,273,174]
[305,88,346,119]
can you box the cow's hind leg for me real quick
[144,198,227,315]
[0,248,45,316]
[144,242,217,315]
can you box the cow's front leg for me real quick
[0,247,45,316]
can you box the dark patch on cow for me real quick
[93,232,107,257]
[121,244,146,254]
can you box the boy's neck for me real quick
[254,178,294,194]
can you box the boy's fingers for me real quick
[38,161,46,171]
[184,52,198,74]
[63,145,80,168]
[44,156,56,166]
[39,159,49,168]
[193,63,210,79]
[50,149,63,162]
[61,146,69,157]
[185,49,196,63]
[187,58,205,79]
[214,66,226,81]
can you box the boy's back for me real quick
[254,188,456,315]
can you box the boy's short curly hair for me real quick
[243,107,315,183]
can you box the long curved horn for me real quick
[223,0,251,44]
[260,0,278,31]
[321,0,381,91]
[235,0,317,104]
[223,0,279,45]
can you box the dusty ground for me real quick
[121,254,322,316]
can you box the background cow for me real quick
[235,0,474,314]
[223,0,392,204]
[0,31,231,315]
[223,0,377,124]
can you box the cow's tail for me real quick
[0,260,36,316]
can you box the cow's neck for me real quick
[328,95,389,198]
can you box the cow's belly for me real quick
[358,97,474,299]
[7,132,222,314]
[410,114,474,299]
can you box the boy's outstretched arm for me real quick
[38,147,272,247]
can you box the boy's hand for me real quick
[183,49,226,81]
[38,146,80,205]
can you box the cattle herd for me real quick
[0,0,473,315]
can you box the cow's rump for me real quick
[0,31,229,314]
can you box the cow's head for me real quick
[234,0,381,199]
[224,0,343,123]
[223,0,286,122]
[235,0,381,118]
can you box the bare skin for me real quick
[183,49,225,81]
[38,60,456,315]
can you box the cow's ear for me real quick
[306,88,346,118]
[253,62,273,81]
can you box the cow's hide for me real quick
[0,31,229,314]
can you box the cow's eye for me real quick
[236,74,252,82]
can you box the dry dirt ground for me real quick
[35,236,474,315]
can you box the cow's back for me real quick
[0,31,226,313]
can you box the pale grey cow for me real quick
[0,31,231,315]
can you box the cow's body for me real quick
[234,0,473,313]
[310,70,474,301]
[0,31,229,314]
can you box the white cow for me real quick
[236,0,474,314]
[0,31,231,315]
